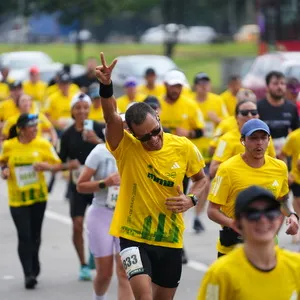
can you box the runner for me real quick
[198,186,300,300]
[0,113,61,289]
[2,94,57,145]
[77,142,134,300]
[286,77,300,115]
[207,119,298,257]
[38,92,105,281]
[209,100,276,178]
[0,63,12,101]
[257,71,299,156]
[88,83,104,123]
[96,52,208,300]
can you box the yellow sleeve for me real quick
[208,164,231,205]
[190,103,204,129]
[197,266,234,300]
[266,137,276,158]
[281,134,293,157]
[39,113,52,130]
[0,140,10,162]
[212,138,232,163]
[279,163,289,198]
[1,118,14,137]
[185,140,206,177]
[41,139,61,164]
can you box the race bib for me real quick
[105,185,120,209]
[204,121,214,138]
[273,137,286,156]
[15,165,38,188]
[71,165,84,184]
[120,247,144,279]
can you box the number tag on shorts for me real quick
[105,185,119,209]
[120,246,144,279]
[71,166,84,185]
[15,165,38,188]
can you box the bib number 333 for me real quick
[120,246,144,279]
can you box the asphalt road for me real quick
[0,174,298,300]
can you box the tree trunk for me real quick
[75,15,84,64]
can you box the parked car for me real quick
[111,54,183,97]
[242,51,300,99]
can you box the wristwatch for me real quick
[187,194,199,206]
[98,180,106,189]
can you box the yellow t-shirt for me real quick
[116,93,146,113]
[46,83,79,97]
[159,95,204,132]
[43,89,77,122]
[2,112,52,138]
[210,116,238,148]
[0,137,61,207]
[208,154,289,254]
[88,105,104,122]
[192,92,229,162]
[0,82,10,101]
[0,99,37,122]
[198,246,300,300]
[108,131,205,248]
[282,128,300,184]
[23,80,47,103]
[220,89,237,116]
[137,84,165,98]
[213,128,276,163]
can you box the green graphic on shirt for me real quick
[121,213,180,244]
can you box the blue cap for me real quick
[241,119,270,137]
[124,76,137,88]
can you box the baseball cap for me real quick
[29,66,39,74]
[16,113,39,128]
[144,96,160,110]
[145,68,156,76]
[9,80,22,89]
[235,186,280,219]
[124,77,137,88]
[164,70,186,86]
[236,89,257,102]
[70,93,92,109]
[58,72,72,83]
[194,72,210,84]
[241,119,270,137]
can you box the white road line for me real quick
[45,209,209,273]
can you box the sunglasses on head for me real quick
[135,125,161,142]
[239,109,258,117]
[242,207,281,222]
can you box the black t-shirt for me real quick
[73,73,98,90]
[257,99,299,138]
[59,121,105,164]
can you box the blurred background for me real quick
[0,0,299,94]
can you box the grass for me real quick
[0,42,257,90]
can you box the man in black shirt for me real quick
[73,57,99,95]
[257,71,299,155]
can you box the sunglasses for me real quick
[239,109,258,117]
[243,207,281,222]
[135,125,161,142]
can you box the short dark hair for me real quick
[125,102,157,132]
[228,75,240,83]
[265,71,285,86]
[235,99,257,116]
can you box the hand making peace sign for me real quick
[95,52,118,85]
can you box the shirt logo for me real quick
[272,180,279,187]
[171,162,180,169]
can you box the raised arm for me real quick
[95,52,124,151]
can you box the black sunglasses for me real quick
[239,109,258,117]
[243,207,281,222]
[135,125,161,142]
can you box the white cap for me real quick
[70,93,92,109]
[164,69,186,86]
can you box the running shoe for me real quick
[88,252,96,270]
[79,265,92,281]
[193,218,205,233]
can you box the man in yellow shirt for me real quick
[88,84,104,123]
[220,75,242,116]
[208,119,298,257]
[23,66,47,108]
[137,68,165,98]
[116,77,146,113]
[209,100,276,178]
[198,185,300,300]
[0,64,13,101]
[95,53,208,300]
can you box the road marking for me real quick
[45,209,209,273]
[2,275,14,280]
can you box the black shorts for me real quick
[291,183,300,197]
[69,182,93,218]
[119,238,182,288]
